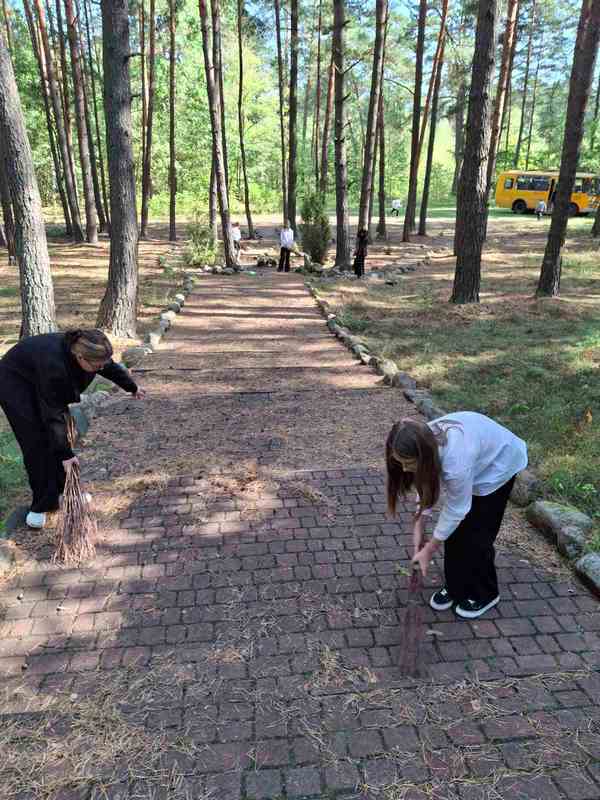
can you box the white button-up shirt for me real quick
[280,228,294,248]
[422,412,528,541]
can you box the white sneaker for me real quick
[26,511,46,529]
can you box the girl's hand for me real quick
[62,456,79,471]
[133,388,147,400]
[412,545,431,577]
[412,518,424,558]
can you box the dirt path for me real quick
[1,270,599,800]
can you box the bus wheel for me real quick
[512,200,527,214]
[568,203,579,216]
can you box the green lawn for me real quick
[0,431,26,535]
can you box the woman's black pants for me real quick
[278,247,291,272]
[0,388,65,513]
[444,476,516,604]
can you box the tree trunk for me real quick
[212,0,229,196]
[53,0,77,196]
[538,0,600,295]
[169,0,177,241]
[198,0,236,268]
[451,0,498,304]
[209,160,218,246]
[314,0,322,189]
[451,78,466,195]
[357,0,387,235]
[376,89,386,239]
[288,0,299,232]
[333,0,350,269]
[140,0,155,240]
[65,0,98,243]
[402,0,427,241]
[417,0,449,161]
[84,0,110,230]
[524,46,541,170]
[513,0,536,168]
[237,0,254,238]
[419,34,445,236]
[499,7,519,171]
[34,0,83,241]
[97,0,138,336]
[139,1,147,176]
[486,0,519,195]
[0,30,56,334]
[274,0,287,223]
[2,0,13,54]
[319,47,334,196]
[590,69,600,151]
[23,0,73,237]
[0,156,16,264]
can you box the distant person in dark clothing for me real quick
[353,228,369,278]
[0,329,145,530]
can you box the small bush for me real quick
[184,214,217,266]
[300,194,331,264]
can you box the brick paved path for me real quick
[1,272,599,800]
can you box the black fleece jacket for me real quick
[0,333,138,461]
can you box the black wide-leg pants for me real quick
[443,476,516,604]
[0,386,66,513]
[278,247,291,272]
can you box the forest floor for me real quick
[1,217,600,799]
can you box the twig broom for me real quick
[399,566,425,677]
[53,415,97,565]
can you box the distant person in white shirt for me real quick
[278,220,294,273]
[391,199,402,216]
[386,412,528,619]
[231,222,242,255]
[535,199,546,220]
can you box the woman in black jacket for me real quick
[0,329,145,530]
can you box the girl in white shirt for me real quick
[278,221,295,273]
[386,412,528,619]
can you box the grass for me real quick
[0,431,26,535]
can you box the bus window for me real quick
[574,180,582,192]
[531,176,550,191]
[504,177,514,189]
[516,175,532,190]
[582,178,592,194]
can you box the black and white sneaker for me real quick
[429,587,454,611]
[455,596,500,619]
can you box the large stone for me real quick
[381,360,400,385]
[391,372,417,390]
[69,404,90,439]
[146,330,162,349]
[415,396,446,421]
[556,526,587,561]
[121,346,149,367]
[0,540,15,574]
[160,310,177,323]
[526,500,593,546]
[575,553,600,596]
[174,293,186,305]
[510,469,542,507]
[167,301,182,313]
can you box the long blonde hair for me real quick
[386,419,442,517]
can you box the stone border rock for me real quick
[307,280,600,597]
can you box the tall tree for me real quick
[169,0,177,241]
[139,0,147,174]
[333,0,350,268]
[419,34,445,236]
[53,0,77,191]
[65,0,98,243]
[33,0,84,241]
[402,0,427,241]
[199,0,236,268]
[376,87,386,239]
[451,77,466,195]
[417,0,449,161]
[0,156,16,264]
[288,0,299,231]
[237,0,254,238]
[212,0,229,195]
[140,0,155,239]
[319,47,334,195]
[513,0,536,168]
[313,0,323,189]
[2,0,13,53]
[274,0,287,222]
[486,0,519,195]
[97,0,138,336]
[357,0,388,236]
[451,0,498,304]
[0,30,56,335]
[537,0,600,296]
[524,43,541,170]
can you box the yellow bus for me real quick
[495,170,600,215]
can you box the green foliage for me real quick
[183,215,217,266]
[0,431,26,533]
[299,193,331,264]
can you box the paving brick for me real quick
[482,715,536,741]
[245,770,282,799]
[285,766,321,797]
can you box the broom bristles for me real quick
[53,416,97,565]
[399,568,424,677]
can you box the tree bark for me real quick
[140,0,155,240]
[486,0,519,195]
[333,0,350,269]
[402,0,427,241]
[538,0,600,294]
[169,0,177,241]
[274,0,287,223]
[319,47,334,196]
[64,0,98,243]
[34,0,84,241]
[237,0,254,239]
[313,0,322,189]
[0,155,16,264]
[524,45,541,170]
[212,0,229,196]
[0,30,56,334]
[451,78,466,195]
[53,0,77,195]
[591,69,600,151]
[513,0,536,168]
[198,0,236,268]
[451,0,498,304]
[84,0,109,229]
[376,88,386,239]
[2,0,12,54]
[357,0,387,235]
[139,1,147,175]
[288,0,299,231]
[419,34,445,236]
[209,160,218,246]
[97,0,138,336]
[417,0,449,161]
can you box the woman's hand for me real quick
[62,456,79,471]
[133,388,147,400]
[412,516,425,558]
[412,538,440,577]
